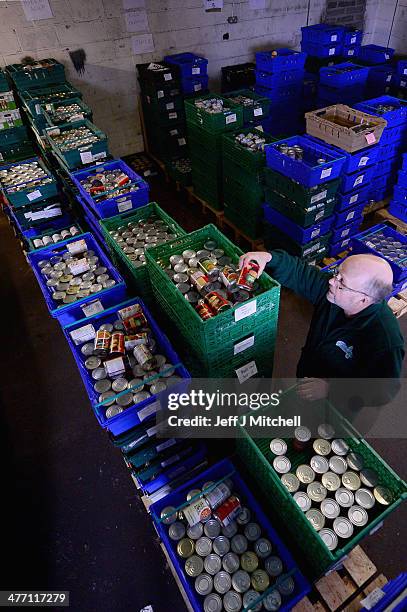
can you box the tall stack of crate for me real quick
[185,94,243,209]
[393,60,407,100]
[254,49,306,136]
[164,53,209,97]
[389,153,407,223]
[222,127,275,238]
[317,62,369,107]
[223,89,270,128]
[301,24,345,63]
[0,67,34,163]
[262,135,346,263]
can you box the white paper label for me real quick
[401,80,407,87]
[47,127,60,136]
[146,423,160,437]
[27,189,42,201]
[139,399,160,421]
[118,199,132,212]
[70,324,96,345]
[67,238,87,255]
[192,66,201,75]
[404,68,407,75]
[166,102,175,110]
[346,211,355,221]
[235,299,257,322]
[353,174,364,186]
[178,137,186,146]
[315,210,325,221]
[169,112,178,119]
[144,170,151,176]
[331,34,337,42]
[311,227,321,239]
[351,36,357,44]
[358,156,369,167]
[236,360,258,383]
[254,107,263,117]
[170,128,178,136]
[341,228,351,237]
[329,48,335,55]
[386,74,392,82]
[226,113,237,124]
[385,53,390,59]
[69,257,90,276]
[81,299,103,317]
[157,90,164,99]
[161,454,180,468]
[164,73,172,81]
[35,104,41,115]
[341,239,350,248]
[194,83,202,91]
[311,189,327,204]
[93,152,107,161]
[347,49,355,56]
[360,589,386,610]
[156,439,176,453]
[366,240,375,248]
[234,335,255,356]
[105,357,125,378]
[80,151,93,164]
[350,193,359,204]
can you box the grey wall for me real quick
[364,0,407,53]
[325,0,367,28]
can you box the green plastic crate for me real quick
[138,78,181,101]
[223,127,276,172]
[6,59,65,91]
[145,224,280,364]
[99,202,186,302]
[185,94,244,132]
[142,92,185,114]
[41,97,93,126]
[0,125,29,147]
[164,157,192,186]
[236,403,407,577]
[142,96,186,127]
[45,119,109,170]
[0,69,10,93]
[191,167,223,209]
[264,167,340,208]
[19,82,83,119]
[224,89,271,123]
[187,123,224,152]
[0,141,35,164]
[224,202,264,239]
[223,174,264,210]
[0,156,58,208]
[0,90,17,110]
[264,188,337,228]
[223,157,264,187]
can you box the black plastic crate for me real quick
[221,62,256,93]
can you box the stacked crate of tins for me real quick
[145,223,281,378]
[185,94,243,209]
[388,153,407,224]
[262,136,345,263]
[137,61,188,163]
[392,59,407,100]
[316,62,369,108]
[0,67,34,163]
[223,89,270,129]
[355,96,407,203]
[357,45,395,99]
[254,49,306,137]
[222,127,275,238]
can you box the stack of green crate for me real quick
[145,223,280,378]
[222,128,276,238]
[0,68,34,163]
[223,89,271,126]
[185,94,244,210]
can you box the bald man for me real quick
[239,249,405,401]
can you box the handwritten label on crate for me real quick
[70,323,96,345]
[69,257,90,276]
[365,133,376,145]
[358,156,369,167]
[178,137,187,146]
[401,80,407,87]
[170,128,179,136]
[386,74,392,82]
[157,90,164,99]
[351,36,357,44]
[342,227,351,237]
[192,66,201,75]
[164,72,173,81]
[81,299,103,317]
[27,189,42,201]
[350,193,359,204]
[234,335,255,356]
[146,423,160,437]
[253,107,263,117]
[360,589,386,610]
[347,49,355,56]
[385,53,390,59]
[166,102,175,110]
[67,238,87,255]
[235,299,257,322]
[331,34,337,41]
[80,150,93,164]
[329,47,336,55]
[118,199,132,213]
[346,211,355,221]
[320,167,332,179]
[311,189,327,204]
[315,210,325,221]
[226,113,237,124]
[156,438,176,453]
[236,360,258,383]
[139,399,160,422]
[194,83,202,91]
[353,174,365,187]
[311,227,321,239]
[169,112,178,119]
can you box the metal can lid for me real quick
[223,590,242,612]
[310,455,329,474]
[243,590,262,612]
[294,492,312,512]
[160,506,177,525]
[269,438,287,455]
[319,528,338,551]
[222,520,238,538]
[222,551,240,573]
[320,498,341,519]
[195,573,213,596]
[317,423,335,439]
[263,589,282,611]
[265,555,283,577]
[360,468,379,488]
[373,485,393,506]
[81,342,95,357]
[346,451,364,471]
[306,509,325,531]
[182,249,196,260]
[204,553,222,575]
[251,569,270,593]
[186,488,202,502]
[313,438,331,456]
[348,505,369,527]
[296,464,315,484]
[204,519,221,539]
[94,379,111,393]
[335,487,355,508]
[254,537,272,559]
[168,521,186,541]
[244,522,262,542]
[99,390,117,407]
[213,570,232,595]
[322,471,341,492]
[342,471,361,491]
[281,473,300,493]
[112,377,128,392]
[85,356,101,370]
[204,593,222,612]
[232,569,251,593]
[187,522,204,540]
[355,488,375,509]
[307,482,327,502]
[204,240,218,251]
[294,426,311,443]
[236,506,251,525]
[231,534,248,554]
[331,438,350,456]
[105,405,123,419]
[241,551,259,573]
[333,516,354,539]
[116,392,133,408]
[273,456,291,474]
[196,536,213,556]
[177,538,195,559]
[212,535,230,556]
[185,554,204,577]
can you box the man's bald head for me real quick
[342,254,393,302]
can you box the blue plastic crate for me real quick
[9,197,70,230]
[254,82,303,101]
[301,41,342,58]
[76,195,107,248]
[351,224,407,282]
[367,65,395,88]
[379,124,407,145]
[399,170,407,188]
[301,24,344,45]
[263,203,334,244]
[342,28,363,46]
[181,75,209,95]
[331,217,363,243]
[342,44,361,59]
[394,74,407,90]
[62,297,191,436]
[357,45,394,64]
[376,156,401,178]
[361,572,407,611]
[21,212,79,242]
[255,48,306,73]
[398,61,407,77]
[255,69,304,89]
[319,62,369,87]
[70,159,150,219]
[265,136,346,187]
[317,83,365,105]
[355,95,407,128]
[393,184,407,203]
[0,156,58,208]
[164,52,208,78]
[329,236,352,256]
[389,200,407,223]
[379,140,404,159]
[27,232,126,323]
[150,458,311,612]
[335,186,369,212]
[341,164,375,193]
[334,201,365,227]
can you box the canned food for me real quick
[269,439,287,455]
[348,505,369,527]
[319,528,338,551]
[168,522,186,541]
[254,538,272,559]
[265,555,283,577]
[318,423,335,439]
[223,590,242,612]
[296,464,315,484]
[187,523,204,540]
[360,468,379,488]
[322,472,341,492]
[293,426,312,450]
[293,492,312,512]
[335,488,355,508]
[204,291,231,314]
[198,257,219,279]
[306,509,325,531]
[213,535,230,556]
[263,589,282,611]
[373,486,393,505]
[196,536,213,557]
[185,555,204,577]
[222,552,240,573]
[177,538,195,558]
[237,261,260,291]
[105,405,123,418]
[204,593,224,612]
[241,550,259,573]
[204,553,222,575]
[195,573,213,596]
[244,522,262,542]
[281,473,300,493]
[99,391,116,407]
[329,456,348,475]
[204,480,233,509]
[333,516,354,539]
[94,379,111,394]
[236,507,251,526]
[251,569,270,592]
[313,438,331,456]
[213,571,232,595]
[242,590,262,612]
[231,534,248,554]
[204,519,221,539]
[342,471,361,491]
[346,452,364,471]
[232,569,251,593]
[307,482,327,503]
[320,498,340,519]
[160,506,177,525]
[310,455,329,474]
[221,521,238,538]
[278,576,295,597]
[331,438,349,456]
[273,456,291,474]
[94,330,111,355]
[196,299,215,320]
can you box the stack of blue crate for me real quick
[356,44,395,65]
[317,62,369,107]
[355,96,407,202]
[254,48,306,136]
[341,27,364,59]
[164,52,209,96]
[389,153,407,223]
[301,24,345,59]
[365,64,395,98]
[392,59,407,100]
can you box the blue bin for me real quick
[342,44,361,59]
[357,45,394,64]
[335,186,369,212]
[367,65,394,88]
[379,124,407,145]
[301,41,342,58]
[150,458,311,612]
[355,95,407,128]
[76,195,108,248]
[317,83,365,105]
[265,136,346,187]
[255,69,304,88]
[329,237,352,256]
[393,184,407,204]
[255,48,306,73]
[319,62,369,87]
[181,75,209,94]
[301,24,344,45]
[379,140,404,159]
[254,82,303,101]
[70,159,150,219]
[389,200,407,223]
[351,224,407,282]
[361,572,407,611]
[331,217,363,243]
[394,74,407,90]
[340,165,375,193]
[263,203,334,244]
[0,156,58,207]
[342,29,363,46]
[334,202,365,228]
[398,61,407,77]
[27,232,126,323]
[399,170,407,188]
[164,52,208,78]
[376,156,401,178]
[62,297,191,436]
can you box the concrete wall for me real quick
[363,0,407,53]
[325,0,367,28]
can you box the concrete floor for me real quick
[1,175,406,612]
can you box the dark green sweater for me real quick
[267,250,405,380]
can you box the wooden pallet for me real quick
[185,185,225,227]
[363,198,389,217]
[320,251,349,268]
[374,207,407,235]
[292,546,388,612]
[222,214,266,252]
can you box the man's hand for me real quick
[297,378,330,401]
[239,251,272,275]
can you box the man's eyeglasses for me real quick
[331,266,373,298]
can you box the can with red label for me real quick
[220,266,238,290]
[214,496,242,526]
[94,330,111,355]
[196,300,214,320]
[237,261,260,291]
[116,172,130,187]
[123,312,147,332]
[110,331,125,356]
[204,291,231,314]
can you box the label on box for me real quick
[194,83,202,91]
[67,238,87,255]
[71,113,84,121]
[27,189,42,201]
[81,299,103,317]
[353,174,364,186]
[184,498,211,527]
[146,423,160,437]
[164,72,172,81]
[236,360,258,383]
[157,90,164,99]
[331,34,337,41]
[80,151,93,164]
[401,80,407,87]
[192,66,201,75]
[234,335,255,356]
[35,103,41,115]
[144,170,151,176]
[70,324,96,345]
[105,357,125,378]
[351,36,357,44]
[366,240,375,248]
[47,127,60,136]
[342,227,351,237]
[346,211,355,221]
[311,227,321,239]
[329,47,335,55]
[161,453,180,468]
[360,589,386,610]
[320,167,332,179]
[178,137,186,146]
[341,238,350,248]
[350,193,359,204]
[166,102,175,110]
[385,53,390,60]
[235,299,257,322]
[169,112,178,119]
[69,257,90,276]
[348,49,355,56]
[315,210,325,221]
[311,189,327,204]
[386,74,392,82]
[139,399,160,422]
[93,152,106,162]
[254,107,263,117]
[226,113,237,124]
[365,133,376,145]
[117,199,132,212]
[358,156,369,167]
[156,438,176,453]
[170,128,178,136]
